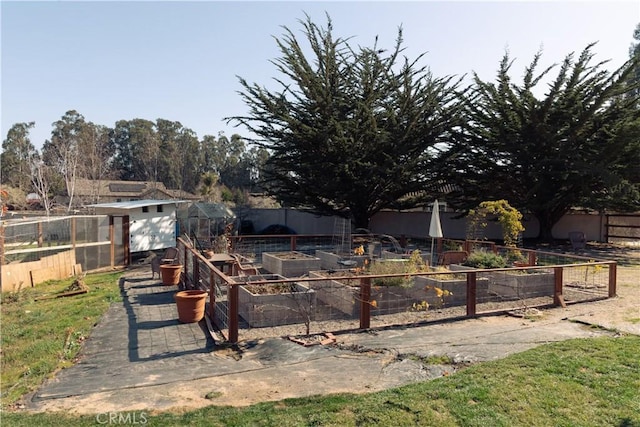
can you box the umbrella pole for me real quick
[430,237,435,266]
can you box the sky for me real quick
[2,1,639,151]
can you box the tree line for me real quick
[3,16,640,240]
[1,112,269,212]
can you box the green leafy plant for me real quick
[467,200,525,247]
[463,250,508,269]
[366,250,429,287]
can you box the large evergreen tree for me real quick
[446,45,640,240]
[227,15,465,228]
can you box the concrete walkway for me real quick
[25,268,634,414]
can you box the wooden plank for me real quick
[30,266,59,284]
[1,263,35,291]
[34,289,88,301]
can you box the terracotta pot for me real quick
[174,290,207,323]
[160,264,182,286]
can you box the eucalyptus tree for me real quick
[112,118,160,183]
[174,126,202,194]
[42,110,88,212]
[1,121,37,192]
[227,15,465,229]
[446,45,640,240]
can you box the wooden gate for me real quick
[605,214,640,244]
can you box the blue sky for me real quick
[2,1,639,150]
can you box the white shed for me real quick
[90,199,186,253]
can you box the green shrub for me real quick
[463,250,508,269]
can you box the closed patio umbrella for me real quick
[429,200,443,265]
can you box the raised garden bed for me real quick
[315,250,368,270]
[262,251,321,277]
[235,274,316,327]
[449,264,555,301]
[412,275,489,307]
[307,269,419,317]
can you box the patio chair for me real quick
[161,247,180,264]
[231,254,260,276]
[150,247,179,279]
[569,231,586,251]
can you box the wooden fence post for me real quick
[608,262,617,298]
[71,217,76,249]
[229,284,239,343]
[554,267,565,307]
[208,270,216,322]
[466,271,477,317]
[109,216,115,268]
[360,277,371,330]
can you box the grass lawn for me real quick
[1,271,123,407]
[1,273,639,426]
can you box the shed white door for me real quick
[129,211,176,252]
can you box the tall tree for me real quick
[42,110,87,212]
[112,119,159,183]
[175,126,202,194]
[227,15,465,228]
[446,45,640,240]
[29,152,55,216]
[1,122,37,192]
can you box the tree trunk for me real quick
[351,210,370,232]
[534,209,567,242]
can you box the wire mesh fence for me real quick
[1,215,117,290]
[178,236,617,343]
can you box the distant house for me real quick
[59,179,200,208]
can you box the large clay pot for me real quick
[160,264,182,286]
[174,290,207,323]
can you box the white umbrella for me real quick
[429,200,443,265]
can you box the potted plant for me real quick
[174,289,207,323]
[160,263,182,286]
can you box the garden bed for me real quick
[308,269,419,317]
[315,250,369,269]
[236,274,316,327]
[412,275,489,307]
[262,251,321,277]
[449,264,555,301]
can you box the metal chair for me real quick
[569,231,586,251]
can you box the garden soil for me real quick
[21,244,639,415]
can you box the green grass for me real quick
[1,271,123,407]
[2,274,639,427]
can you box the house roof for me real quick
[74,179,168,197]
[73,179,199,201]
[89,200,188,210]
